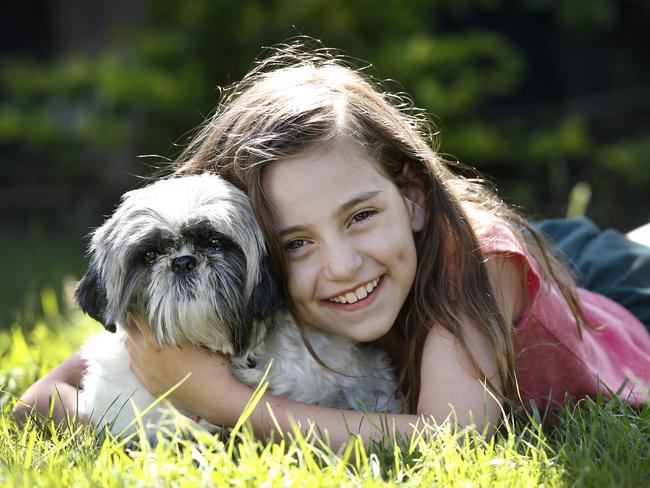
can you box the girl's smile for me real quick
[263,138,425,342]
[325,275,382,305]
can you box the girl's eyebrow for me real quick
[338,190,381,215]
[278,190,381,237]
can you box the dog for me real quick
[75,173,404,439]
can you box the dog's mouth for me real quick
[169,274,201,299]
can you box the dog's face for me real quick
[75,174,285,355]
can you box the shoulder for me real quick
[468,208,528,257]
[467,210,539,321]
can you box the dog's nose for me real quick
[171,255,197,275]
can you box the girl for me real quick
[16,43,650,447]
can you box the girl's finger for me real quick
[123,318,143,345]
[129,311,148,335]
[127,312,162,351]
[124,335,134,354]
[124,339,142,377]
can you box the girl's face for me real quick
[263,138,425,342]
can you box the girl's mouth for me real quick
[324,276,384,308]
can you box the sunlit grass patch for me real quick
[0,411,564,487]
[1,291,649,486]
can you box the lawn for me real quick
[1,291,649,487]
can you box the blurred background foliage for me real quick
[1,0,648,327]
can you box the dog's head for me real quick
[75,173,285,355]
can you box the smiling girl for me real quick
[16,42,650,447]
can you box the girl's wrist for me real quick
[191,375,254,427]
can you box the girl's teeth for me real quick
[330,277,380,304]
[356,287,368,299]
[345,292,357,304]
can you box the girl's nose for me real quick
[322,240,363,282]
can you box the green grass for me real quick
[1,292,649,486]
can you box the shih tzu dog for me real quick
[75,173,404,440]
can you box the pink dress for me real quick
[478,217,650,410]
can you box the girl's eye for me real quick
[143,250,158,264]
[285,239,308,252]
[350,210,375,225]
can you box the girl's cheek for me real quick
[371,223,413,254]
[287,261,311,298]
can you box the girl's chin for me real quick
[352,322,395,343]
[327,315,395,342]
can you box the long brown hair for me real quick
[174,40,588,411]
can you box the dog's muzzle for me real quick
[172,255,197,275]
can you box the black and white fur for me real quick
[75,173,404,438]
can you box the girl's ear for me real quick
[400,163,426,232]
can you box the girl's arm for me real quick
[125,323,501,448]
[12,351,88,426]
[416,254,524,428]
[125,323,423,448]
[417,322,503,429]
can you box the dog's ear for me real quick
[249,256,287,321]
[74,265,116,333]
[230,257,285,356]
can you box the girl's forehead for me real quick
[262,140,393,196]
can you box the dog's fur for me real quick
[75,173,404,438]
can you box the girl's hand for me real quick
[124,313,242,424]
[13,351,89,428]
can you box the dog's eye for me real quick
[208,237,222,249]
[143,250,158,264]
